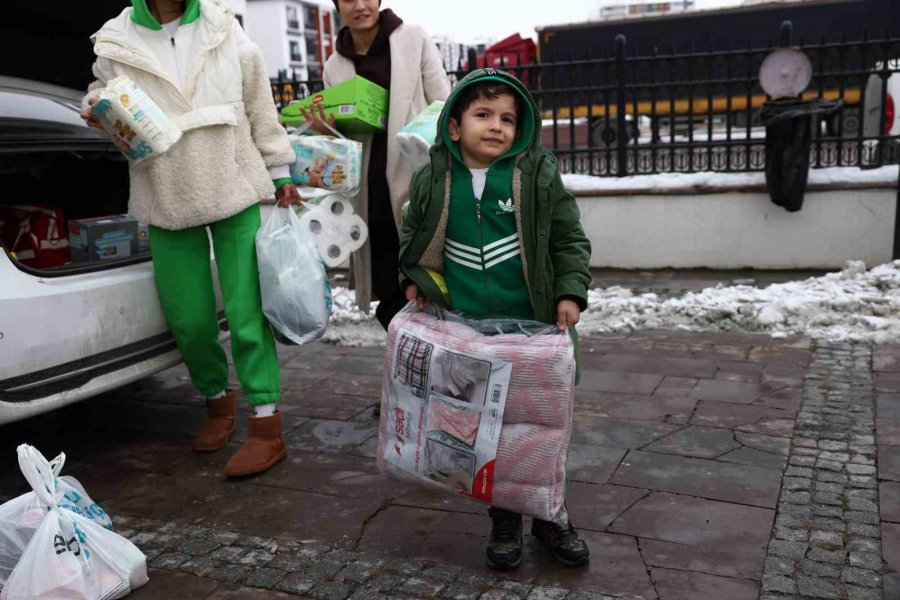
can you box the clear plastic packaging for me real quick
[377,303,575,523]
[256,206,332,345]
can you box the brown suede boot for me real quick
[192,391,237,452]
[223,412,287,477]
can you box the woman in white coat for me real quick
[81,0,302,477]
[321,0,451,329]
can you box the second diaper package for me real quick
[396,101,444,169]
[288,133,363,196]
[91,76,182,164]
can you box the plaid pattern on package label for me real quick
[394,334,433,398]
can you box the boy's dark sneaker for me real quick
[531,518,590,567]
[486,507,523,570]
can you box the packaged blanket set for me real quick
[377,306,576,524]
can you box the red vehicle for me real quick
[463,34,537,81]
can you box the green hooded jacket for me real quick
[399,69,592,375]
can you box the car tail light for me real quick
[885,93,895,135]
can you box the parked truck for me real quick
[535,0,900,146]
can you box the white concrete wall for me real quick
[575,188,896,269]
[245,0,288,78]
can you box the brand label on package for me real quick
[384,333,512,502]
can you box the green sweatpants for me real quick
[149,204,280,405]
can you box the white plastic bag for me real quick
[0,445,148,600]
[396,101,444,169]
[0,452,112,586]
[257,206,331,345]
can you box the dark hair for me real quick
[450,82,523,128]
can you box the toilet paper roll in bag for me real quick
[297,194,368,268]
[91,76,182,164]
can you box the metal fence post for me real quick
[780,20,793,48]
[615,34,628,177]
[895,163,900,259]
[467,47,478,73]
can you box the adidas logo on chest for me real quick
[495,198,515,215]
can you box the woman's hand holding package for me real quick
[79,97,104,131]
[299,104,338,135]
[275,182,303,208]
[556,299,581,332]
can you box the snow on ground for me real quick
[322,261,900,346]
[580,260,900,343]
[561,166,898,193]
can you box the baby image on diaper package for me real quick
[288,134,363,196]
[91,76,182,164]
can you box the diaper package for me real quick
[91,76,182,164]
[288,133,363,196]
[396,101,444,169]
[297,194,367,268]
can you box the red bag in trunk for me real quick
[0,205,70,268]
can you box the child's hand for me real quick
[405,284,427,310]
[556,299,581,332]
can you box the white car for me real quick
[0,76,225,425]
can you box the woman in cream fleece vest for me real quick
[81,0,300,477]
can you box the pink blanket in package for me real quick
[377,310,576,522]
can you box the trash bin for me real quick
[760,98,841,212]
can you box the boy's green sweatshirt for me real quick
[442,75,536,319]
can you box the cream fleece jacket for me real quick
[84,0,294,230]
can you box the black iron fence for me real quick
[271,21,900,177]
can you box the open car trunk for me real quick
[0,79,146,276]
[0,148,142,276]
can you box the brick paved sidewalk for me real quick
[0,330,895,599]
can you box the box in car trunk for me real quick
[69,215,140,263]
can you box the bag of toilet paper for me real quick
[288,131,363,196]
[90,76,182,164]
[297,194,368,268]
[396,101,444,169]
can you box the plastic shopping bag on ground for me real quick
[257,206,331,345]
[396,101,444,169]
[0,445,148,600]
[0,451,112,586]
[377,303,576,523]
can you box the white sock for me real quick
[254,403,277,418]
[207,390,226,400]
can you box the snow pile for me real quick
[561,166,898,194]
[320,261,900,346]
[580,260,900,343]
[322,286,386,346]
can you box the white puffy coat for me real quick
[84,0,294,230]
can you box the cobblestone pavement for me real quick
[1,331,897,599]
[760,342,883,599]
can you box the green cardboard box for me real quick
[280,75,389,134]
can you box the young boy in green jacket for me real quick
[399,69,592,570]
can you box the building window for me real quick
[289,40,302,62]
[286,6,299,30]
[304,5,319,30]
